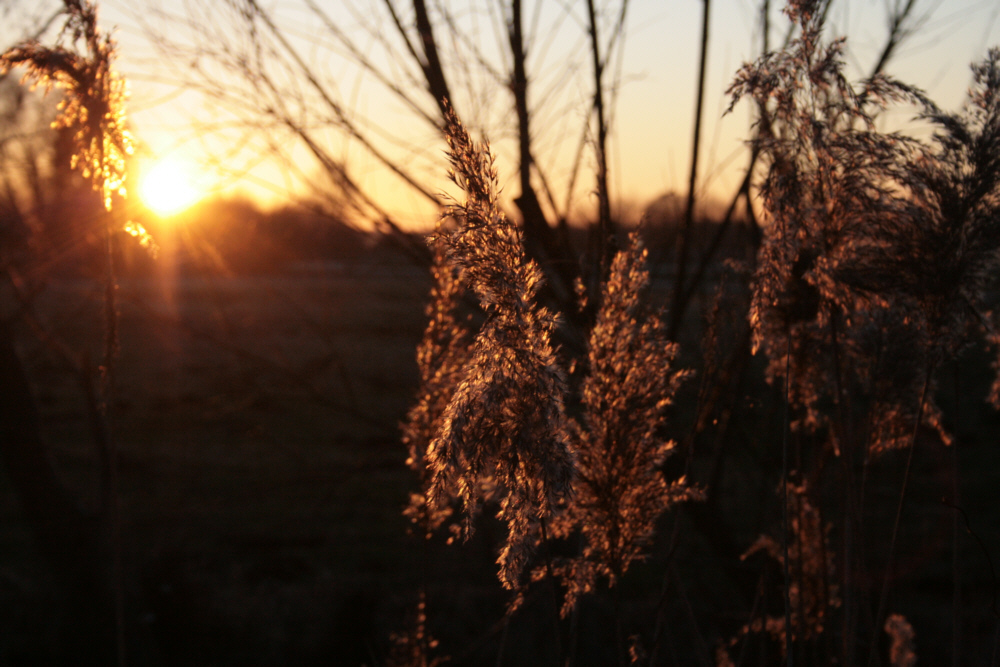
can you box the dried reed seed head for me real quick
[538,232,699,614]
[421,108,575,589]
[0,0,133,213]
[422,115,698,594]
[732,0,1000,456]
[386,592,446,667]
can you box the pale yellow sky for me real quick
[7,0,1000,228]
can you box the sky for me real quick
[5,0,1000,229]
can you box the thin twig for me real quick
[669,0,712,339]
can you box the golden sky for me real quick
[8,0,1000,228]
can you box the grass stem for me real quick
[867,366,933,667]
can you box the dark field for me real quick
[2,251,1000,666]
[2,261,432,664]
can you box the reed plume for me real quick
[409,110,697,607]
[726,0,1000,455]
[1,0,131,212]
[420,108,575,589]
[402,242,472,538]
[741,480,839,648]
[545,231,699,615]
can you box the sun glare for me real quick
[139,158,201,216]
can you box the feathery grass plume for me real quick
[544,232,699,615]
[727,0,899,437]
[425,108,574,588]
[887,47,1000,355]
[386,593,447,667]
[0,0,157,258]
[402,241,473,538]
[1,0,131,212]
[883,613,917,667]
[726,0,969,454]
[740,481,840,650]
[834,50,1000,448]
[861,48,1000,405]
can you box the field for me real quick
[2,259,431,665]
[2,243,1000,666]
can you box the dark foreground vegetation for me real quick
[3,200,999,667]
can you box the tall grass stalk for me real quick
[1,2,139,663]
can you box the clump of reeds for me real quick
[726,0,1000,662]
[404,3,1000,661]
[404,108,697,618]
[727,0,932,451]
[730,0,1000,456]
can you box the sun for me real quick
[139,157,202,216]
